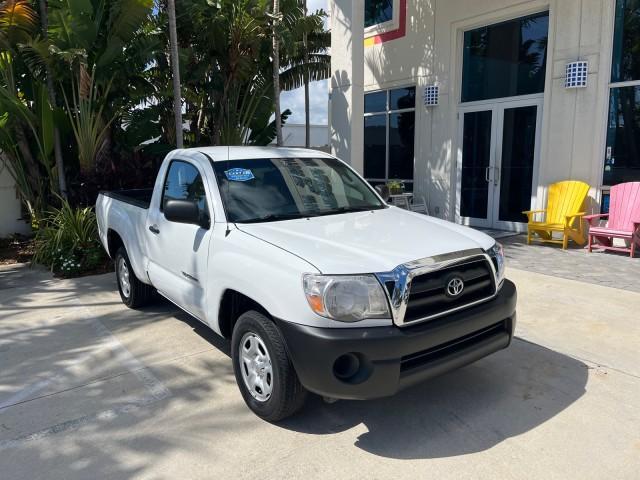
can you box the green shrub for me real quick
[32,200,108,277]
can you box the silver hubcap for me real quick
[239,332,273,402]
[118,257,131,298]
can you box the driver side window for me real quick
[162,160,209,218]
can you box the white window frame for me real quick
[363,86,416,187]
[364,0,400,37]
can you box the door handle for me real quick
[148,225,160,235]
[493,166,500,186]
[485,166,491,183]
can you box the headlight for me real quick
[487,242,506,287]
[302,274,391,322]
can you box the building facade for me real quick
[329,0,640,231]
[0,157,30,237]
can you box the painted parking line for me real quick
[0,300,171,449]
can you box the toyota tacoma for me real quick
[96,147,517,421]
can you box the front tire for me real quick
[115,247,153,308]
[232,311,307,421]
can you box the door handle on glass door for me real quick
[493,167,500,186]
[148,225,160,235]
[485,166,491,183]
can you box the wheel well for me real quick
[107,229,124,258]
[218,290,271,339]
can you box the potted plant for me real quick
[387,180,405,195]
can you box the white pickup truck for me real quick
[96,147,516,421]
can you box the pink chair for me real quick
[585,182,640,258]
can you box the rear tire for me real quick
[232,311,307,421]
[115,247,153,308]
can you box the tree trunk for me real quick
[303,0,310,148]
[272,0,283,146]
[167,0,183,149]
[14,126,43,204]
[38,0,67,198]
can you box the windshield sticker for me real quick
[225,168,255,182]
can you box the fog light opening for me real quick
[333,353,360,381]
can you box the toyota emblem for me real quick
[446,277,465,297]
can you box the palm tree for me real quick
[302,0,309,148]
[278,3,330,145]
[37,0,66,198]
[167,0,183,148]
[272,0,283,146]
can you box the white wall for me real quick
[333,0,615,220]
[0,158,30,237]
[329,0,365,172]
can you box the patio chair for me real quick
[523,180,590,249]
[585,182,640,258]
[389,195,411,210]
[410,196,429,215]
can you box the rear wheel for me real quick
[232,311,307,421]
[115,247,153,308]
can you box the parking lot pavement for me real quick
[1,264,639,480]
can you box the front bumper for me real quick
[276,280,517,400]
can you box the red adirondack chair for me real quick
[585,182,640,258]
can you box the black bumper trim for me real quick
[275,280,517,400]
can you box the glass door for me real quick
[457,107,497,229]
[493,100,542,231]
[457,99,541,231]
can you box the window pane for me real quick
[460,111,492,219]
[388,111,415,180]
[462,12,549,102]
[364,115,387,178]
[390,87,416,110]
[603,86,640,185]
[498,106,537,223]
[611,0,640,82]
[163,161,207,212]
[365,0,393,28]
[364,91,386,113]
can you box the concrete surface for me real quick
[0,262,639,479]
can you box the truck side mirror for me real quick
[164,199,208,228]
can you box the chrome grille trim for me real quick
[375,248,500,327]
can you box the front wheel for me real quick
[232,311,307,421]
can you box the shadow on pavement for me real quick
[279,337,588,459]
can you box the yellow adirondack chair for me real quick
[523,180,590,249]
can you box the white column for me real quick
[329,0,365,173]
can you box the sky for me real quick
[280,0,329,126]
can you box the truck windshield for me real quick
[212,157,386,223]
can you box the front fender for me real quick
[205,228,319,335]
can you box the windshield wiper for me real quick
[240,212,309,224]
[240,205,385,223]
[314,205,386,217]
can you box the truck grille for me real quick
[403,257,495,324]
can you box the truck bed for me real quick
[99,189,153,209]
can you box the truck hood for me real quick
[237,207,495,274]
